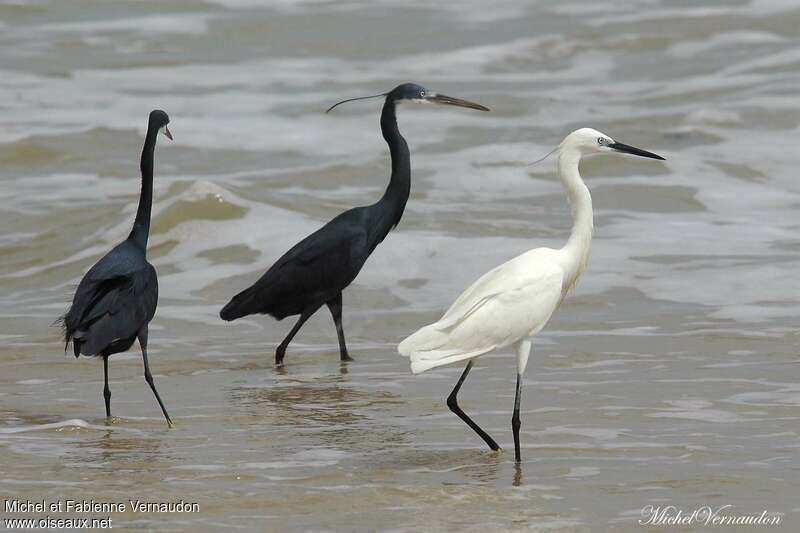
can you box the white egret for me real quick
[398,128,665,462]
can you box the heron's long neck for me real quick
[374,98,410,236]
[557,147,593,288]
[128,127,157,250]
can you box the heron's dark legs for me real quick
[102,356,111,418]
[138,329,173,428]
[512,339,531,463]
[447,360,500,451]
[326,293,353,362]
[275,309,315,366]
[512,372,523,463]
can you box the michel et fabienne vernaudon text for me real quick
[3,498,199,528]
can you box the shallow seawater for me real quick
[1,1,799,531]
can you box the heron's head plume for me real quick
[326,83,489,113]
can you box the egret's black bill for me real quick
[609,142,664,160]
[163,126,173,141]
[427,93,490,112]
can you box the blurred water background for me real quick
[0,0,798,530]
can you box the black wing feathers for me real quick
[63,242,157,357]
[220,210,370,321]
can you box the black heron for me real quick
[220,83,489,366]
[61,109,174,427]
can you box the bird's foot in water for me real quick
[103,416,123,426]
[166,418,175,429]
[340,353,354,362]
[513,462,523,487]
[274,346,287,367]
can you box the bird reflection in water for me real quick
[76,429,167,469]
[513,462,523,487]
[227,374,406,453]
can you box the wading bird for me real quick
[61,110,173,427]
[220,83,489,366]
[399,128,665,462]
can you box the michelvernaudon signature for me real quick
[639,505,782,527]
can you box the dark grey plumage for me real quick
[64,242,158,358]
[220,83,489,366]
[61,109,173,427]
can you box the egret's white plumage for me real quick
[399,127,665,462]
[399,128,602,374]
[400,248,564,374]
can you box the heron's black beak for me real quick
[162,126,173,141]
[608,142,664,160]
[426,93,490,112]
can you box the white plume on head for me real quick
[527,145,558,167]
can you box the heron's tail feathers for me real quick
[56,311,83,358]
[397,323,449,357]
[220,288,256,321]
[72,337,82,358]
[63,327,88,358]
[398,322,494,374]
[408,347,493,374]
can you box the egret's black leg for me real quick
[512,372,523,463]
[326,293,352,362]
[103,356,111,418]
[138,329,173,428]
[446,360,500,451]
[275,309,314,366]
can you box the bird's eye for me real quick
[419,90,425,97]
[597,137,607,145]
